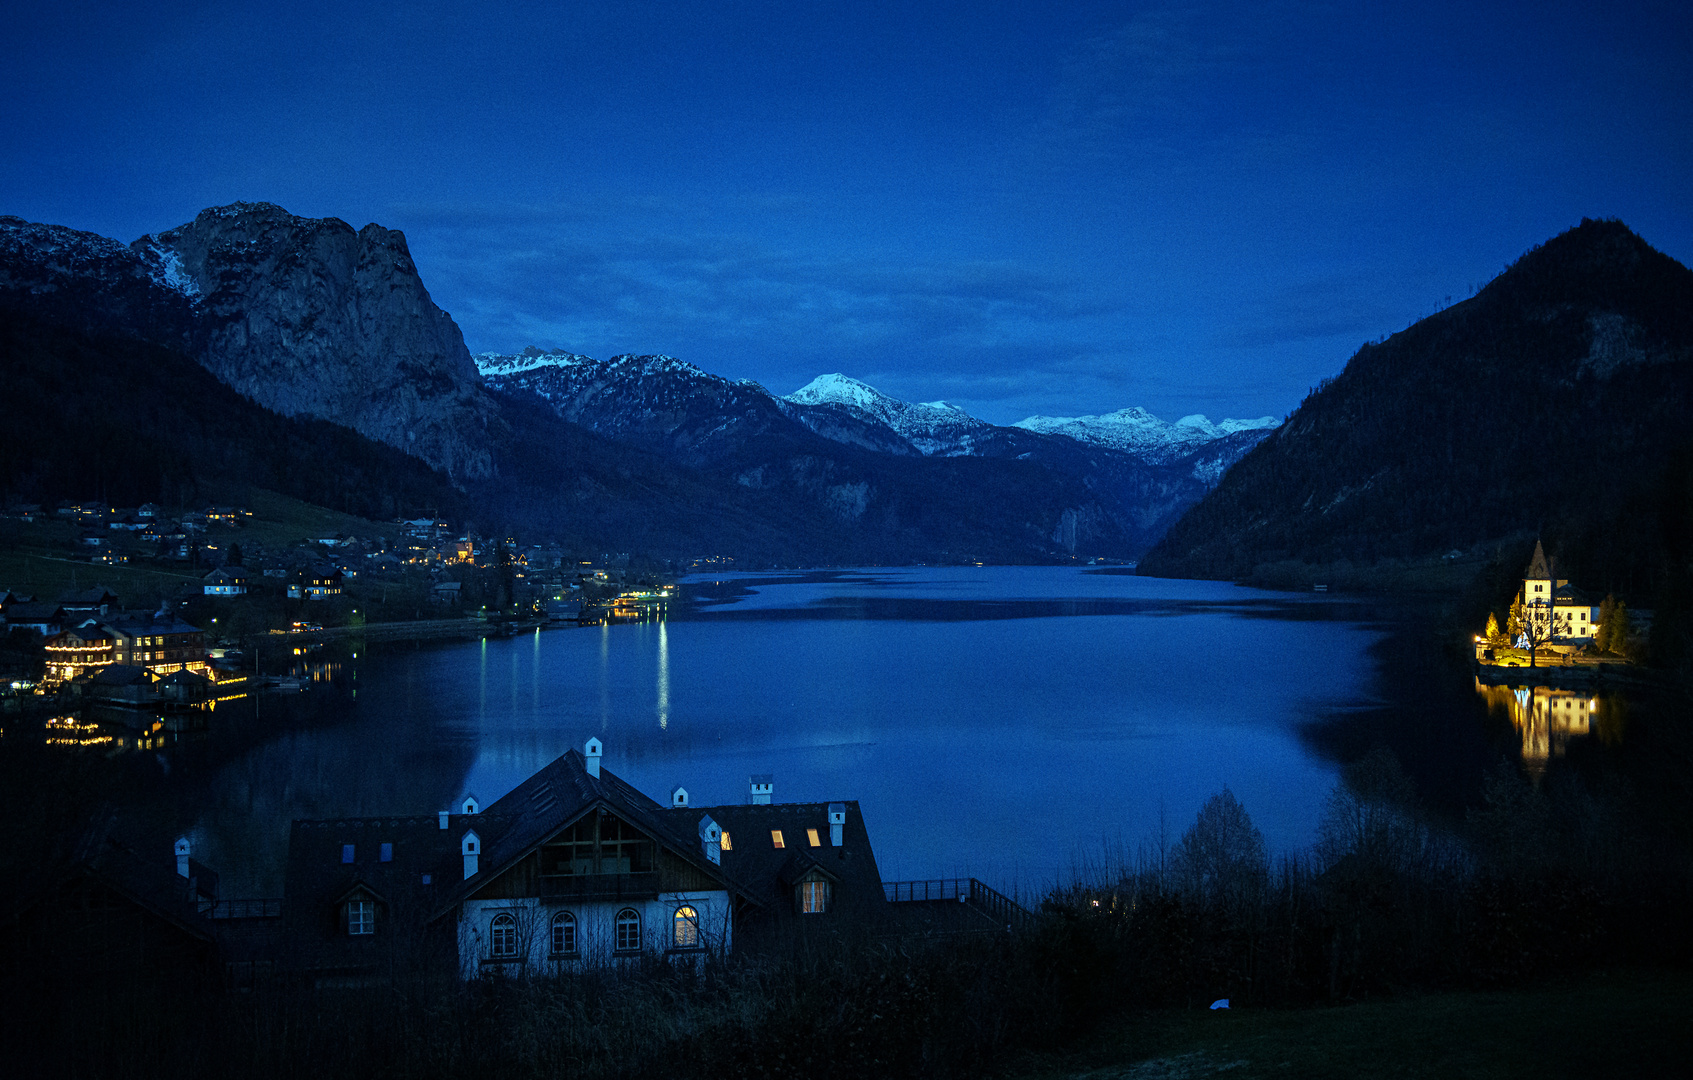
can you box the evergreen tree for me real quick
[1484,612,1504,646]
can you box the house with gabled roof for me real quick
[281,738,892,983]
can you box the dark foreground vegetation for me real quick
[3,739,1691,1079]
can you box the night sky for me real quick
[3,1,1688,425]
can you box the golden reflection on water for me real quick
[1475,679,1627,777]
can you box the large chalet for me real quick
[282,739,891,983]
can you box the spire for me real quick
[1526,540,1550,579]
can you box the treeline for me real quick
[4,747,1688,1080]
[0,314,469,523]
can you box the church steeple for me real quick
[1526,539,1551,580]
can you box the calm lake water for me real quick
[173,567,1393,897]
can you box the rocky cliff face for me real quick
[135,203,495,479]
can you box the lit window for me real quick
[673,905,700,949]
[720,831,732,851]
[491,914,518,958]
[771,830,784,849]
[800,879,830,914]
[342,844,355,863]
[551,912,577,955]
[347,899,374,935]
[807,828,821,847]
[615,908,641,952]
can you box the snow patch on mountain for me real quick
[784,373,995,456]
[141,239,200,299]
[1016,408,1279,463]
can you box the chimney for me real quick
[749,774,773,805]
[671,786,688,808]
[461,794,479,815]
[828,803,845,847]
[174,835,191,878]
[698,815,721,865]
[461,830,480,879]
[585,737,603,778]
[438,810,449,830]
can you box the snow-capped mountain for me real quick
[1014,408,1280,464]
[783,373,995,456]
[477,349,793,466]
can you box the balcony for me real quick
[537,871,660,901]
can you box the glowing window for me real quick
[347,899,373,935]
[720,831,732,851]
[771,830,784,849]
[807,828,821,847]
[491,914,518,958]
[551,911,576,955]
[800,879,830,914]
[615,908,641,952]
[673,905,700,949]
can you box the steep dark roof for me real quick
[91,664,152,686]
[1526,540,1551,579]
[685,801,885,917]
[283,815,468,975]
[433,749,743,917]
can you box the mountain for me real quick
[2,201,1272,564]
[1138,219,1693,599]
[1014,408,1279,464]
[1,204,496,479]
[783,373,997,456]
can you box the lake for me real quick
[172,567,1393,897]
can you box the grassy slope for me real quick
[0,490,392,603]
[1003,969,1693,1080]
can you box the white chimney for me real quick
[585,737,603,778]
[461,794,479,815]
[828,802,846,847]
[698,815,721,865]
[174,835,191,878]
[671,786,688,808]
[438,810,449,830]
[749,774,773,805]
[461,830,480,879]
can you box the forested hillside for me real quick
[1140,219,1693,623]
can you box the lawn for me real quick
[1001,969,1693,1080]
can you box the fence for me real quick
[882,878,1034,931]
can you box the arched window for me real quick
[551,911,577,955]
[490,913,518,958]
[673,905,700,949]
[614,908,641,953]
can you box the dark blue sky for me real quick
[4,1,1688,424]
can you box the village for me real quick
[0,495,686,734]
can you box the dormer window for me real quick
[347,899,374,935]
[800,879,830,914]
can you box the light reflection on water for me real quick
[172,568,1392,896]
[1475,680,1627,777]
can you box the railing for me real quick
[201,898,283,919]
[537,871,660,900]
[885,878,970,903]
[883,878,1035,931]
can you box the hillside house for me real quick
[203,566,249,596]
[304,565,343,600]
[282,739,888,985]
